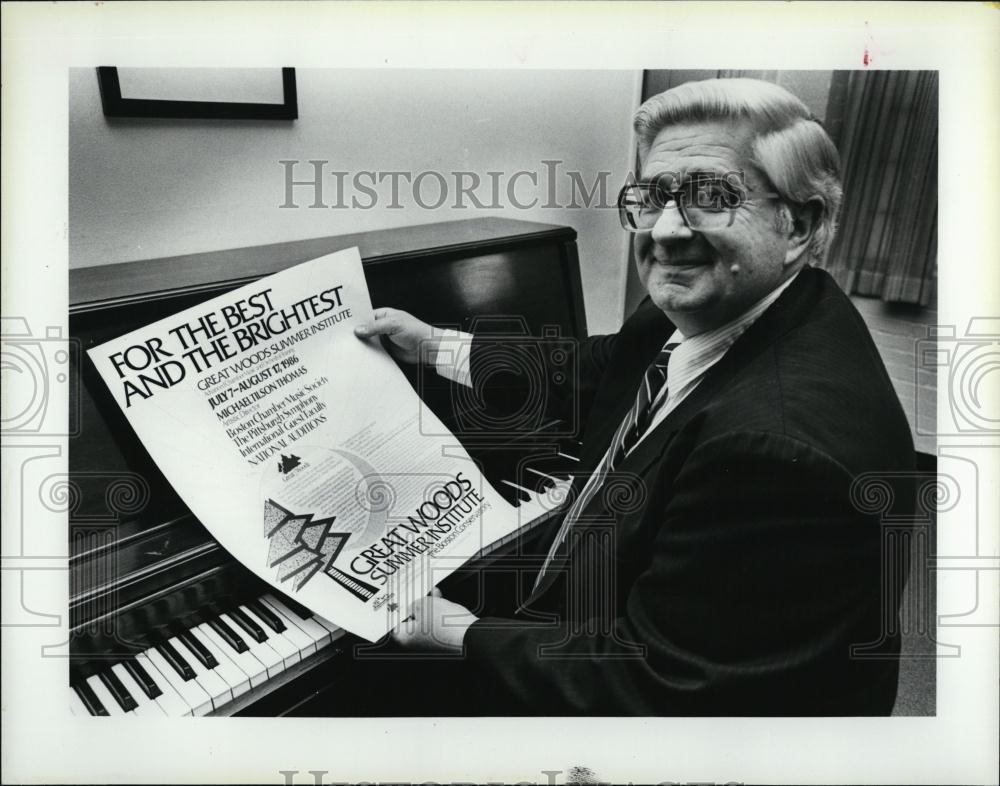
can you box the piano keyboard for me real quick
[502,472,572,518]
[70,593,343,717]
[495,445,577,517]
[69,449,578,717]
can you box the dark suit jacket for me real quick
[462,267,916,715]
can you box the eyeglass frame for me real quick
[616,172,784,233]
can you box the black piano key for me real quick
[495,481,524,507]
[122,658,162,700]
[72,680,109,716]
[538,451,579,481]
[174,627,218,670]
[279,595,313,620]
[558,437,583,457]
[208,616,248,653]
[228,606,268,643]
[247,599,286,633]
[155,639,196,681]
[521,467,556,494]
[98,668,138,712]
[500,481,532,505]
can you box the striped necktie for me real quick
[530,342,680,596]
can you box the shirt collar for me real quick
[663,270,801,395]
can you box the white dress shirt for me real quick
[433,272,799,457]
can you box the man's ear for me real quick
[784,198,823,267]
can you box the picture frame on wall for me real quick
[96,66,297,120]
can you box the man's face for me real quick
[634,119,795,335]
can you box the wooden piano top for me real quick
[70,217,577,313]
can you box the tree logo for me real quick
[263,498,378,601]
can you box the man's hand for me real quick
[354,307,437,365]
[391,588,478,653]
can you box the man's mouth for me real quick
[650,256,708,268]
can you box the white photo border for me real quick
[2,2,997,784]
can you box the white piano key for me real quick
[239,605,301,667]
[261,595,332,649]
[111,664,166,717]
[135,653,192,717]
[542,477,573,510]
[133,699,166,717]
[199,623,269,689]
[143,647,212,716]
[256,598,317,657]
[518,477,573,519]
[262,595,333,645]
[86,674,129,716]
[219,612,286,679]
[189,625,250,699]
[171,636,233,710]
[310,613,343,637]
[501,478,536,500]
[525,467,563,486]
[69,688,89,716]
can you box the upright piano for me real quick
[68,217,588,717]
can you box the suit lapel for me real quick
[586,269,825,506]
[523,270,827,610]
[579,300,675,469]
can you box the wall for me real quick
[69,68,640,334]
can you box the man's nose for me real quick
[649,203,695,244]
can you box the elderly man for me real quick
[354,78,915,715]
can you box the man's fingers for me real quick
[391,626,411,647]
[391,606,418,642]
[372,307,397,321]
[408,596,430,615]
[355,307,410,338]
[430,587,443,598]
[354,314,398,338]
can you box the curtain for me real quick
[822,71,938,306]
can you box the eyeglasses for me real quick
[617,174,781,232]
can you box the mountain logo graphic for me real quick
[263,499,379,602]
[277,454,301,474]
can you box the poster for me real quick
[86,247,517,642]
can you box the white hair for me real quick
[634,78,843,263]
